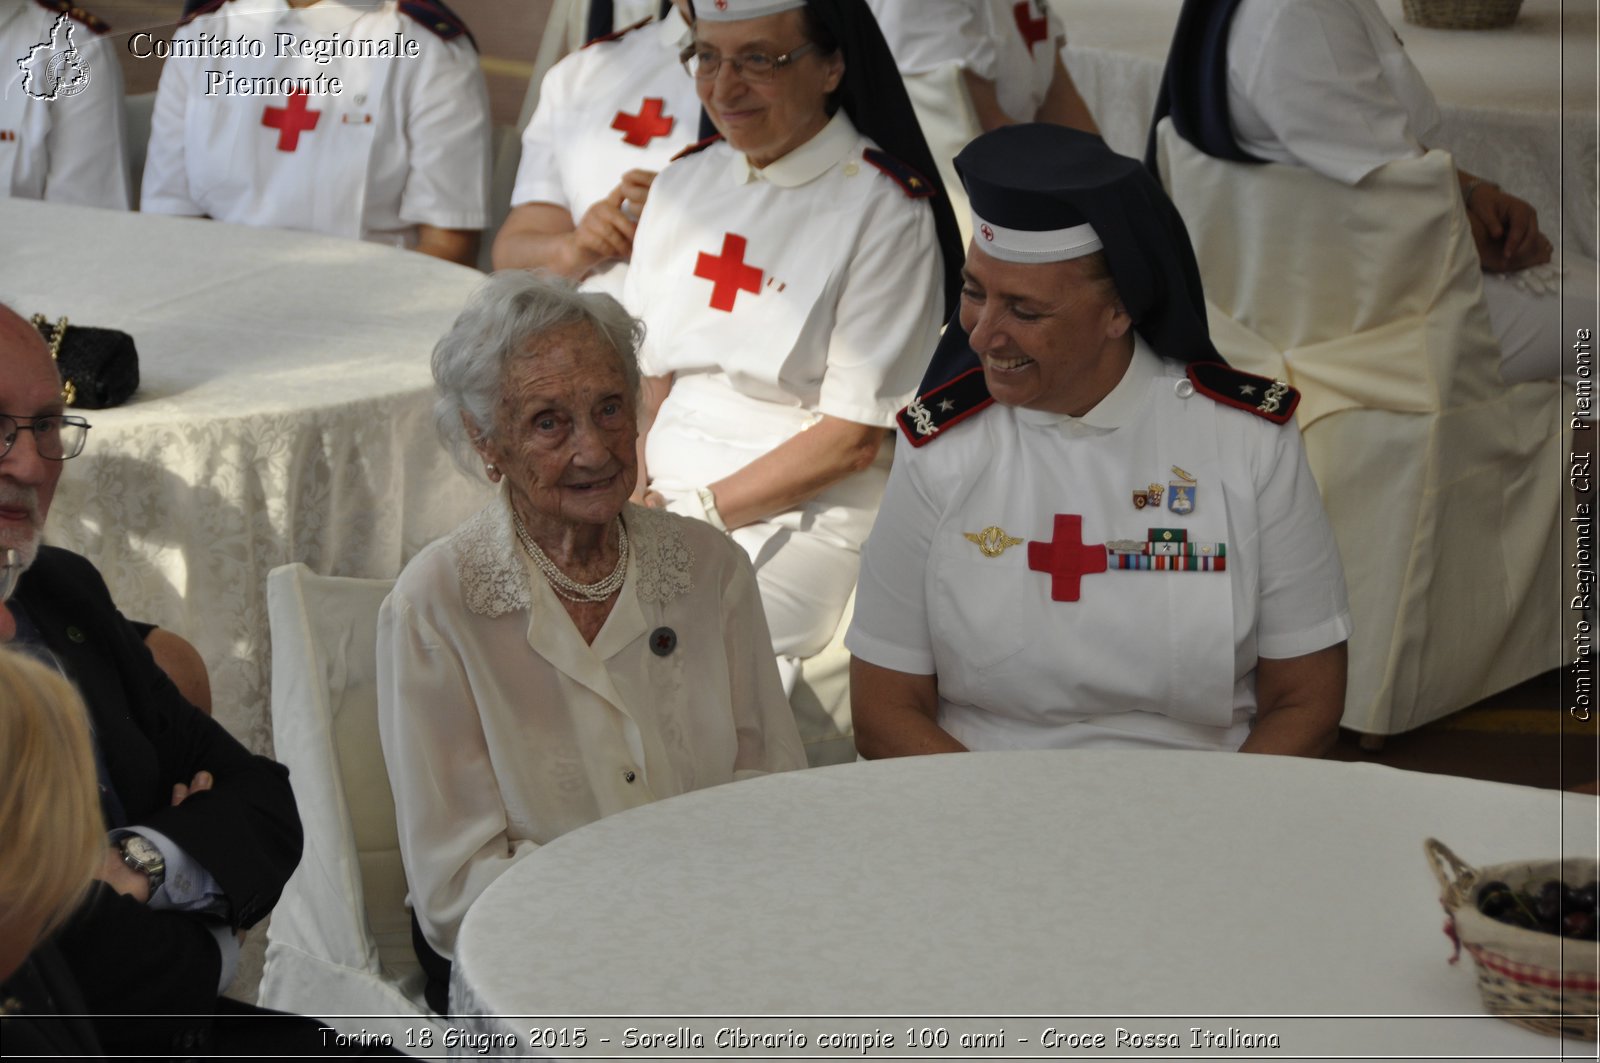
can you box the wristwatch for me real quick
[117,834,166,895]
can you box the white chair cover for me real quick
[1154,118,1566,736]
[258,563,442,1045]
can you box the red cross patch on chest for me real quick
[694,233,763,313]
[262,90,321,152]
[612,97,674,148]
[1027,515,1107,602]
[1013,1,1048,54]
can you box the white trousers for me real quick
[1484,254,1599,385]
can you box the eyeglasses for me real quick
[681,41,816,82]
[0,413,92,461]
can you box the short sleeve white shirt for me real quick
[625,110,945,431]
[0,0,130,208]
[1226,0,1443,185]
[865,0,1061,123]
[141,0,489,245]
[847,345,1352,751]
[511,11,699,297]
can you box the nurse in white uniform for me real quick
[141,0,489,265]
[0,0,129,209]
[864,0,1095,131]
[625,0,964,689]
[848,124,1352,756]
[493,0,701,298]
[1155,0,1590,386]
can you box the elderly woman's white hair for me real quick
[432,271,645,477]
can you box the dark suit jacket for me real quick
[12,546,303,1057]
[0,942,104,1057]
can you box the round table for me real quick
[453,751,1594,1057]
[0,199,492,753]
[1057,0,1597,260]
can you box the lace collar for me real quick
[449,494,694,617]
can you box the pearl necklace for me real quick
[512,510,629,604]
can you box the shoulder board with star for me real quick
[1186,362,1299,424]
[398,0,477,49]
[31,0,110,33]
[863,148,936,199]
[895,366,993,447]
[178,0,226,27]
[583,15,653,48]
[671,133,724,162]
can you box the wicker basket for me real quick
[1401,0,1523,29]
[1426,839,1600,1040]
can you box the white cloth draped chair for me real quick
[1152,118,1567,737]
[258,564,441,1043]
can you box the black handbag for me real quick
[30,314,139,410]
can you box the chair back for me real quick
[261,563,436,1030]
[1152,118,1565,734]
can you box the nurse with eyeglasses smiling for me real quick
[623,0,964,694]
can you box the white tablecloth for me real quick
[453,751,1596,1057]
[1057,0,1598,259]
[0,199,492,753]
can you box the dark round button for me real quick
[623,770,637,784]
[649,627,677,657]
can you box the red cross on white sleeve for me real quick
[694,233,763,312]
[1013,1,1048,54]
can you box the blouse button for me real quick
[1175,379,1195,399]
[623,769,637,784]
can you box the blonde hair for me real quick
[0,647,104,946]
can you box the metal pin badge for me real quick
[650,627,677,657]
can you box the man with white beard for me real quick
[0,304,333,1057]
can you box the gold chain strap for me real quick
[28,313,75,406]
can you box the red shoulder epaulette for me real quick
[583,15,653,48]
[671,133,723,162]
[31,0,110,33]
[896,366,993,447]
[177,0,225,26]
[398,0,477,49]
[863,148,936,200]
[1186,362,1298,424]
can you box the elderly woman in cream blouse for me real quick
[377,272,805,1011]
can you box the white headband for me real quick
[695,0,807,20]
[970,211,1103,264]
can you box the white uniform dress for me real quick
[865,0,1060,123]
[510,10,699,298]
[846,344,1353,752]
[1226,0,1593,385]
[378,496,805,958]
[623,110,945,671]
[141,0,489,248]
[0,0,129,208]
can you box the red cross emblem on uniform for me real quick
[262,90,321,152]
[1027,514,1106,602]
[715,0,728,8]
[612,98,674,148]
[1013,1,1048,54]
[980,224,995,242]
[694,233,763,313]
